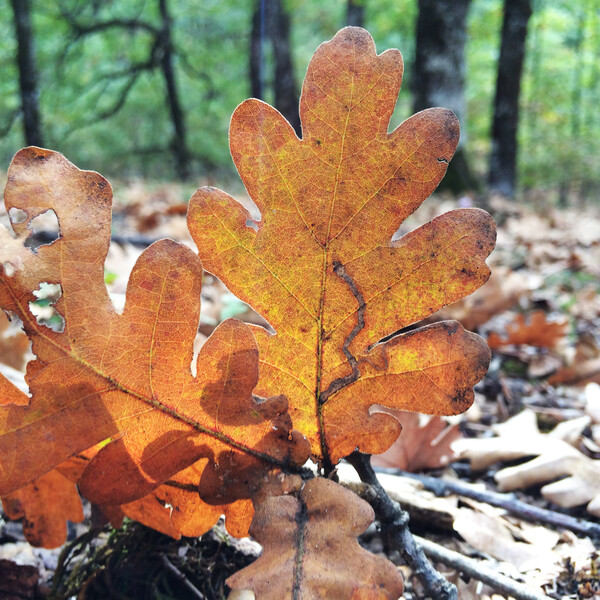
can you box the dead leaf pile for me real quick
[454,409,600,516]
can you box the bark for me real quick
[249,3,263,99]
[249,0,301,136]
[488,0,532,198]
[413,0,477,193]
[10,0,44,147]
[269,1,300,135]
[158,0,190,180]
[347,0,365,27]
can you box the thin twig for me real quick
[346,451,457,600]
[380,469,600,540]
[160,554,206,600]
[414,535,551,600]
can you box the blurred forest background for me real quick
[2,0,599,203]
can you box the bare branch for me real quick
[0,107,21,138]
[95,66,148,121]
[380,468,600,540]
[60,11,159,37]
[160,555,206,600]
[347,451,457,600]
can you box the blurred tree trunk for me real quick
[413,0,477,194]
[158,0,190,180]
[347,0,365,27]
[250,4,264,99]
[249,0,301,136]
[10,0,44,147]
[488,0,532,198]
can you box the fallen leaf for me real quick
[188,27,495,467]
[454,409,600,516]
[487,310,567,350]
[585,383,600,423]
[371,410,461,472]
[549,336,600,386]
[226,477,404,599]
[453,506,547,568]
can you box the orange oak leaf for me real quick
[1,466,84,548]
[227,477,404,599]
[4,452,245,545]
[487,310,568,349]
[0,148,309,523]
[188,27,495,466]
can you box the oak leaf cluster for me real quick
[0,27,495,599]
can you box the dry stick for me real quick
[347,451,457,600]
[160,554,206,600]
[414,535,551,600]
[379,468,600,540]
[349,453,554,600]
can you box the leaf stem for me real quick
[346,451,457,600]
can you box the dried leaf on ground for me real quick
[188,27,495,467]
[453,500,596,591]
[0,148,309,544]
[227,477,404,599]
[371,410,461,472]
[454,409,600,516]
[549,335,600,386]
[487,310,567,350]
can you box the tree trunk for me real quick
[488,0,532,198]
[249,0,301,136]
[158,0,190,180]
[268,0,300,136]
[10,0,44,147]
[347,0,365,27]
[249,2,264,99]
[413,0,476,193]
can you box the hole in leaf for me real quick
[24,209,61,251]
[2,263,16,277]
[0,311,32,399]
[8,207,27,224]
[245,218,259,231]
[0,310,31,372]
[190,332,207,378]
[29,283,65,332]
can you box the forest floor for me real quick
[1,177,600,599]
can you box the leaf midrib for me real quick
[4,278,286,468]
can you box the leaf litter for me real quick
[1,31,600,600]
[3,183,599,599]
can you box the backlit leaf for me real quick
[0,148,309,530]
[188,27,495,465]
[1,466,84,549]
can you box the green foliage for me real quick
[1,0,599,195]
